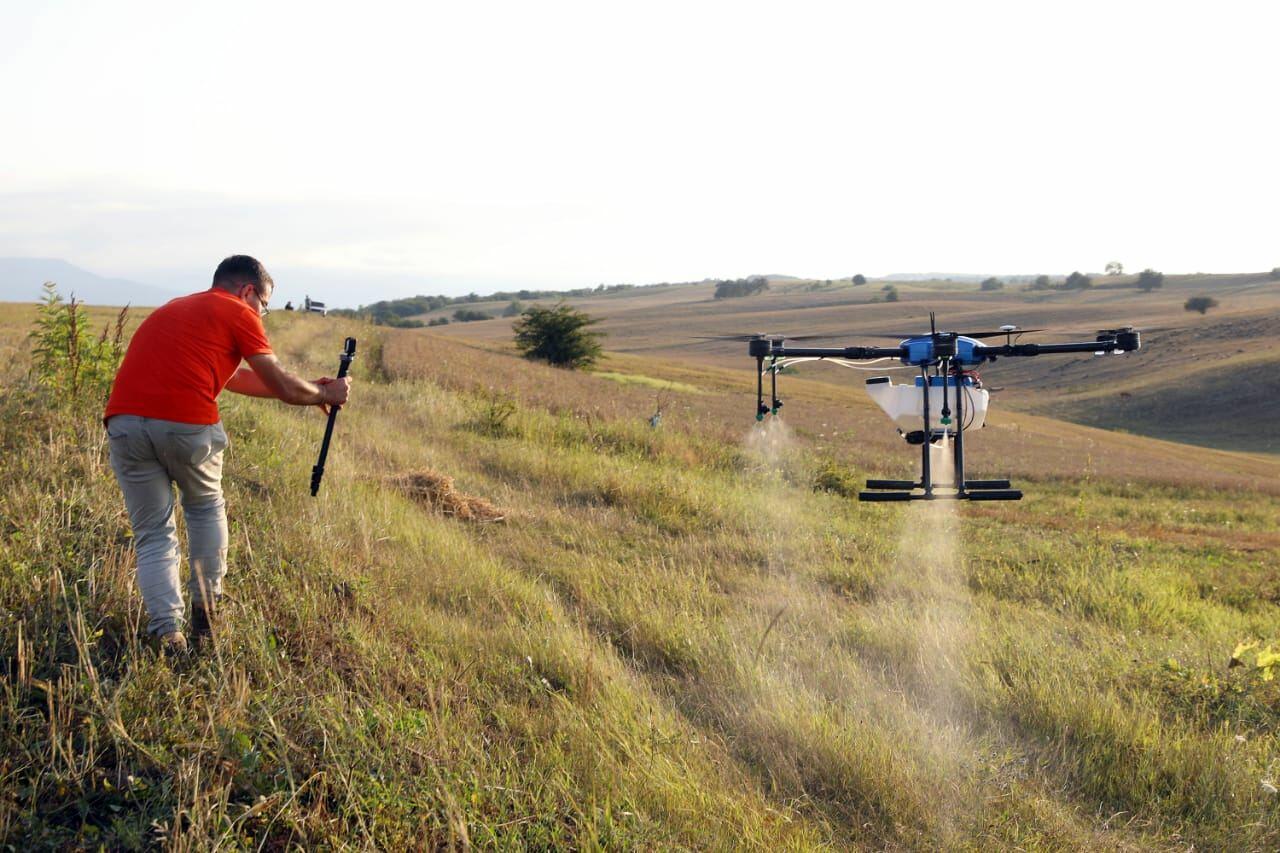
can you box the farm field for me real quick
[1,292,1278,849]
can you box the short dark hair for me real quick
[212,255,274,294]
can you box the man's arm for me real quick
[223,366,277,398]
[227,354,350,408]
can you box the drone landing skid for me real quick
[859,479,1023,502]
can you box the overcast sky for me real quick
[2,0,1277,303]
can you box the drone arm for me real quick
[773,345,906,359]
[975,331,1140,359]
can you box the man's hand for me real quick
[314,376,351,416]
[243,354,354,409]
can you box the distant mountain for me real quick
[0,258,181,306]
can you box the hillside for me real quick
[430,271,1280,454]
[1,303,1278,848]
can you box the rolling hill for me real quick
[430,271,1280,454]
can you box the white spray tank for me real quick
[864,375,989,437]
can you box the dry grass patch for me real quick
[390,469,507,523]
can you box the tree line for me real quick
[331,282,658,326]
[713,277,769,299]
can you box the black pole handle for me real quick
[310,337,356,497]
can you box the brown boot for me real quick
[157,631,189,656]
[191,601,218,646]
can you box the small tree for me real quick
[1028,275,1052,291]
[1270,267,1280,281]
[852,274,867,286]
[28,281,129,404]
[1137,269,1164,292]
[502,299,524,317]
[1105,261,1124,275]
[884,286,900,303]
[513,302,603,369]
[1064,271,1093,290]
[714,277,769,299]
[1184,296,1219,315]
[980,277,1004,291]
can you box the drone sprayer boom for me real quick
[745,321,1141,502]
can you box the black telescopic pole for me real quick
[310,337,357,497]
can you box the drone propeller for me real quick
[693,333,838,342]
[960,328,1047,339]
[857,327,1047,340]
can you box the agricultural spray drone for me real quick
[716,316,1141,502]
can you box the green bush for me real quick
[1065,271,1092,290]
[1184,296,1219,315]
[513,303,604,369]
[28,282,128,405]
[452,309,493,323]
[812,458,861,497]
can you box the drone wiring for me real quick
[760,357,914,375]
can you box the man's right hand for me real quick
[244,354,354,410]
[315,376,351,415]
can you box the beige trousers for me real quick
[106,415,229,636]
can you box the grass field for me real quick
[1,292,1278,849]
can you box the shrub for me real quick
[1028,275,1052,291]
[1064,271,1093,290]
[28,282,128,404]
[713,277,769,299]
[452,309,493,323]
[1137,269,1165,292]
[1270,267,1280,281]
[1184,296,1219,315]
[980,277,1004,291]
[502,300,524,317]
[852,274,867,286]
[513,302,604,369]
[884,286,900,303]
[427,317,450,326]
[812,458,861,497]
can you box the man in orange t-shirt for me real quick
[105,255,352,652]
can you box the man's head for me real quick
[212,255,274,314]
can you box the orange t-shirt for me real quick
[104,288,274,425]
